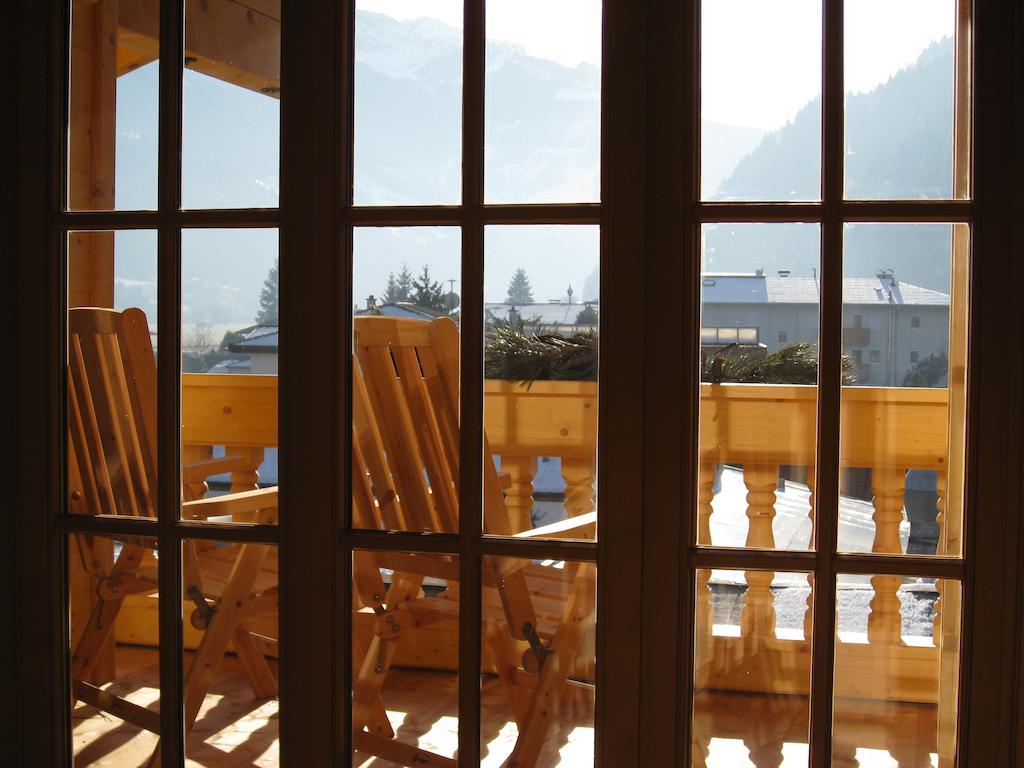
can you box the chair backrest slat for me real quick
[68,308,158,519]
[352,316,518,536]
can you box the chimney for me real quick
[755,268,764,277]
[366,294,377,310]
[778,269,791,277]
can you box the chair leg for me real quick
[504,563,596,768]
[70,595,123,703]
[484,620,530,727]
[147,541,272,766]
[232,620,277,699]
[352,631,394,738]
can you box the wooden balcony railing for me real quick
[118,374,957,758]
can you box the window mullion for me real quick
[808,1,845,768]
[156,0,186,764]
[457,0,486,764]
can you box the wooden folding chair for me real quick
[67,307,279,765]
[350,316,597,768]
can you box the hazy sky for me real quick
[361,0,954,132]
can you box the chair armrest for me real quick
[182,456,250,483]
[181,486,278,520]
[512,511,597,539]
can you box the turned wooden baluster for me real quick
[227,446,267,523]
[696,462,715,664]
[831,742,860,768]
[741,464,778,642]
[805,468,815,642]
[744,738,784,768]
[561,456,596,538]
[933,470,946,645]
[868,467,906,645]
[502,455,537,534]
[183,444,213,502]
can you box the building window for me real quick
[911,316,921,328]
[852,350,863,365]
[870,349,881,363]
[778,330,788,343]
[853,314,864,328]
[911,351,920,363]
[700,326,759,345]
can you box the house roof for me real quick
[485,302,599,325]
[228,324,279,353]
[700,274,950,306]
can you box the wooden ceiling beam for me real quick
[117,0,280,97]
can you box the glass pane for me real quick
[182,1,281,208]
[181,229,280,525]
[69,533,161,765]
[69,0,159,210]
[183,541,279,765]
[352,227,461,533]
[699,224,820,550]
[693,569,813,767]
[839,224,967,556]
[68,231,159,520]
[354,1,463,205]
[833,575,961,767]
[484,0,601,203]
[352,551,459,765]
[701,0,822,201]
[481,556,596,766]
[845,0,958,200]
[484,226,599,538]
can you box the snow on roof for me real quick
[700,274,949,306]
[229,324,279,352]
[355,302,447,320]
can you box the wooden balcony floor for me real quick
[72,646,595,767]
[74,646,939,767]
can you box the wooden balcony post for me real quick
[501,455,537,534]
[696,462,715,665]
[868,467,906,646]
[561,456,596,538]
[741,464,778,642]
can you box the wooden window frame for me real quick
[8,1,1023,767]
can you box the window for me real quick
[693,0,972,764]
[912,315,922,328]
[19,0,1021,764]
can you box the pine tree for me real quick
[384,264,414,303]
[505,267,534,305]
[383,272,400,303]
[412,265,445,311]
[395,264,411,301]
[255,258,279,324]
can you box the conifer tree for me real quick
[255,258,279,324]
[396,264,414,301]
[383,272,401,303]
[412,265,445,311]
[505,267,534,305]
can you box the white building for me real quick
[701,270,950,386]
